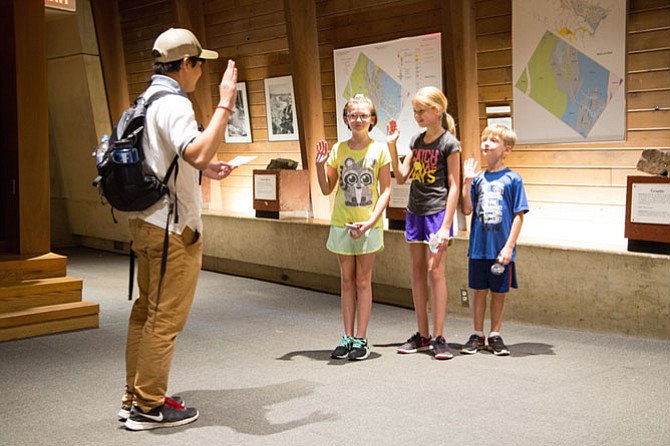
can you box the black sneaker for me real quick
[348,338,370,361]
[397,332,432,354]
[124,403,198,431]
[331,335,353,359]
[488,335,510,356]
[431,335,453,360]
[118,395,185,421]
[461,334,486,355]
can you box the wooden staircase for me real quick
[0,252,99,342]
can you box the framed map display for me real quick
[333,33,442,155]
[512,0,626,144]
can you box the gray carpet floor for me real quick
[1,247,669,445]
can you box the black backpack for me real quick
[93,90,179,213]
[93,90,180,300]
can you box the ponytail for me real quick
[442,112,456,134]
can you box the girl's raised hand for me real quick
[387,119,400,144]
[315,139,331,165]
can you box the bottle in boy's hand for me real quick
[490,261,505,275]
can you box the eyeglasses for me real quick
[347,113,371,121]
[189,56,206,66]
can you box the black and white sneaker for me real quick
[461,334,486,355]
[487,335,510,356]
[348,338,370,360]
[331,335,354,359]
[124,403,198,431]
[118,395,185,421]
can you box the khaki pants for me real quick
[122,219,202,412]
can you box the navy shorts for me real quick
[468,258,517,293]
[405,209,453,244]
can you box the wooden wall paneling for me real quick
[505,148,644,167]
[627,90,670,110]
[201,1,303,214]
[628,109,670,129]
[627,28,670,52]
[627,49,670,72]
[118,0,175,101]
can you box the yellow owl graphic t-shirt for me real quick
[327,140,390,228]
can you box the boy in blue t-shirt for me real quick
[460,124,529,356]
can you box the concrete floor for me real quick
[1,247,669,446]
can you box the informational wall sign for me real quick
[631,183,670,225]
[45,0,76,12]
[389,181,411,209]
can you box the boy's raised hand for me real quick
[315,139,331,166]
[463,158,480,181]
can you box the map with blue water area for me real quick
[515,31,623,137]
[512,0,625,143]
[334,34,442,152]
[343,53,410,134]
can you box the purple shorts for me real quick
[468,258,518,293]
[405,209,452,243]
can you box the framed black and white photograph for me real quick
[264,76,299,141]
[225,82,252,143]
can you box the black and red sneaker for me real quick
[397,332,431,354]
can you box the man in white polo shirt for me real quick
[119,28,237,431]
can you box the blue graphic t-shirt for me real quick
[468,168,529,261]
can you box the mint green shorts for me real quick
[326,226,384,255]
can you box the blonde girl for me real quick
[387,86,461,360]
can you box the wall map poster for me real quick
[334,33,442,154]
[512,0,626,144]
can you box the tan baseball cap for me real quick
[152,28,219,63]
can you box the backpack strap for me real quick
[125,91,177,303]
[128,243,135,301]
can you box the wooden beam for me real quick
[284,0,330,220]
[15,0,50,254]
[173,0,215,128]
[442,1,480,229]
[442,0,480,163]
[90,0,129,122]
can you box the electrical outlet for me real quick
[460,288,469,307]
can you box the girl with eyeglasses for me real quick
[387,86,461,360]
[315,94,392,361]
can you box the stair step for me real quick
[0,277,83,313]
[0,301,99,341]
[0,252,67,283]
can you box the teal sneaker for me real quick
[331,335,353,359]
[348,337,370,361]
